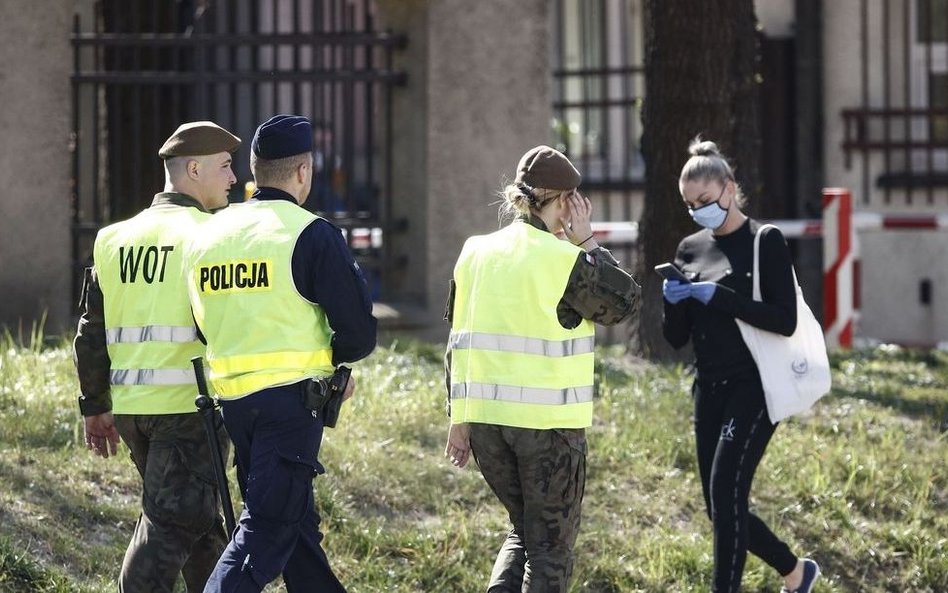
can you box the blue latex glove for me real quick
[662,280,691,304]
[689,281,717,305]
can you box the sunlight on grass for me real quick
[0,333,945,592]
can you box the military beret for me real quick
[252,115,313,160]
[514,145,581,191]
[157,121,241,159]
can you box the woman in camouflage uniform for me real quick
[443,146,640,593]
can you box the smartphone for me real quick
[654,263,691,283]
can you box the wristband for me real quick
[577,233,594,246]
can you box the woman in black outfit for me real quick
[661,139,820,593]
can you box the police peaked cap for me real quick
[514,145,581,191]
[158,121,241,159]
[252,115,314,160]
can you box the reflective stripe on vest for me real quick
[208,350,334,397]
[106,325,198,344]
[110,368,195,386]
[449,330,594,357]
[94,204,209,415]
[449,222,595,430]
[451,382,594,405]
[209,350,333,376]
[186,201,335,399]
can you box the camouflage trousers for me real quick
[114,412,231,593]
[470,424,587,593]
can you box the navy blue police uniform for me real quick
[196,116,377,593]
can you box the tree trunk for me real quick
[635,0,761,361]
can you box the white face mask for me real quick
[689,199,728,229]
[687,182,729,230]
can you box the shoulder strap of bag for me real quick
[751,223,798,303]
[751,223,777,302]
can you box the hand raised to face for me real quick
[560,191,594,247]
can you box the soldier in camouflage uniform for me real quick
[443,146,640,592]
[74,122,239,593]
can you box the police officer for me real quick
[185,114,377,593]
[74,121,241,593]
[444,146,640,593]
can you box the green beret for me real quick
[158,121,241,159]
[514,145,581,191]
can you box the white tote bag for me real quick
[735,224,832,423]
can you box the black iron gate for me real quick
[70,0,406,305]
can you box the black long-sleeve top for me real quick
[662,218,797,382]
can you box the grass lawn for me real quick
[0,335,945,592]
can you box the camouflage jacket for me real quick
[73,192,208,417]
[443,214,641,414]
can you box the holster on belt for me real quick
[302,366,351,428]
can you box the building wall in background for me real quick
[374,0,552,337]
[423,0,552,333]
[7,0,945,346]
[374,0,430,318]
[0,1,84,337]
[823,0,948,345]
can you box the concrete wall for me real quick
[425,0,552,329]
[377,0,553,337]
[860,231,948,346]
[0,1,78,337]
[375,0,430,314]
[756,0,795,38]
[822,1,859,199]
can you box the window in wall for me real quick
[917,0,948,43]
[552,0,645,182]
[554,0,605,160]
[929,72,948,141]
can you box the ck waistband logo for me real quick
[720,418,736,441]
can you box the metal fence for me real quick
[70,0,406,304]
[841,0,948,207]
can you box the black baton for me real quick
[192,356,237,536]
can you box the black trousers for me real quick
[693,369,797,593]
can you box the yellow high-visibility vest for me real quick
[185,200,334,398]
[94,205,208,414]
[450,221,595,429]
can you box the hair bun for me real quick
[688,137,721,158]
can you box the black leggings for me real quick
[693,370,797,593]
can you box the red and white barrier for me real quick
[590,220,638,244]
[849,211,948,231]
[821,188,855,349]
[769,199,948,349]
